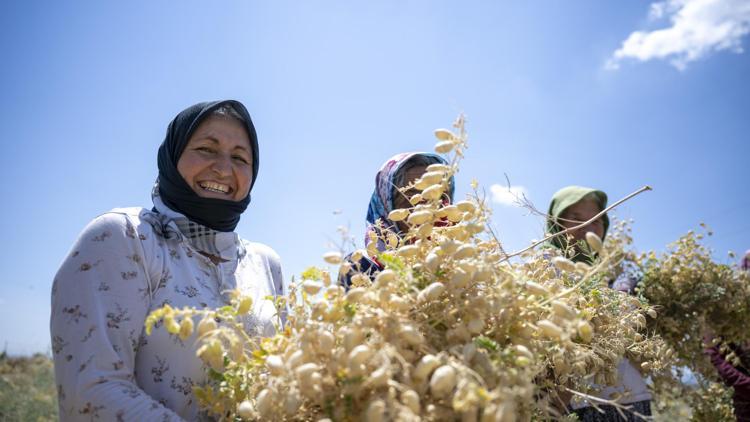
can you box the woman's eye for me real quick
[196,146,214,153]
[233,156,249,164]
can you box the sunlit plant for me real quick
[634,226,750,421]
[148,116,689,421]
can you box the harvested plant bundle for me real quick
[635,228,750,421]
[600,223,741,421]
[148,117,673,421]
[638,228,750,379]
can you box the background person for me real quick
[547,186,652,421]
[546,186,608,264]
[339,152,454,289]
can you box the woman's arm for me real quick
[265,244,287,326]
[50,213,183,421]
[266,246,285,298]
[706,345,750,395]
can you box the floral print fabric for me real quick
[50,207,284,421]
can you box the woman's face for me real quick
[391,165,430,232]
[177,116,253,201]
[559,198,605,242]
[391,165,428,211]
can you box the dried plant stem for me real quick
[539,249,627,309]
[502,173,583,225]
[564,387,652,421]
[501,185,652,261]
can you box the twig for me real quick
[487,224,508,260]
[565,387,653,421]
[472,184,510,259]
[500,186,652,261]
[538,244,618,306]
[503,173,584,225]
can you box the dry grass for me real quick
[0,352,58,422]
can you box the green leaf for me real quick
[474,335,499,352]
[207,368,225,382]
[377,253,404,271]
[218,306,234,314]
[343,303,357,319]
[301,266,324,281]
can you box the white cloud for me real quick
[490,184,528,206]
[607,0,750,70]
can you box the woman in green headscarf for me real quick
[546,186,652,421]
[546,186,609,263]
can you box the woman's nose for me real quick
[211,155,233,176]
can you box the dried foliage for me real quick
[148,116,684,421]
[638,227,750,377]
[631,227,750,421]
[0,352,58,422]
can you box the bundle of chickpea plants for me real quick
[589,222,742,420]
[148,117,680,421]
[621,226,750,420]
[638,228,750,376]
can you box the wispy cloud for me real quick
[490,184,528,206]
[607,0,750,70]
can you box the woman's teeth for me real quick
[199,182,230,193]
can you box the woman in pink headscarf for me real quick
[338,152,454,289]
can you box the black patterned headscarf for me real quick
[156,100,259,232]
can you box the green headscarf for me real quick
[546,186,609,259]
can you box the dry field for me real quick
[0,352,58,421]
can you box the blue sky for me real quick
[1,0,748,355]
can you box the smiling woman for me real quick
[49,100,284,421]
[177,109,254,202]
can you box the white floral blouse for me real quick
[50,204,284,421]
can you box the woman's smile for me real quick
[177,115,253,202]
[198,180,233,196]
